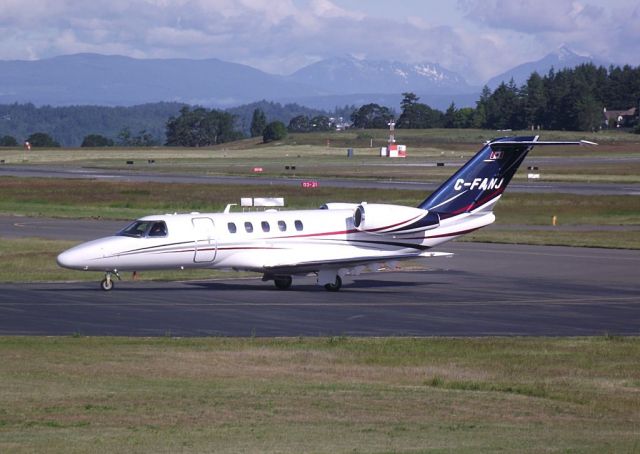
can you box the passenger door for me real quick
[192,217,216,263]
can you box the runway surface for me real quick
[2,164,639,195]
[1,243,638,337]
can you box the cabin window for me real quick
[227,222,237,234]
[148,221,168,237]
[294,220,303,231]
[261,221,270,232]
[278,220,287,232]
[244,222,253,233]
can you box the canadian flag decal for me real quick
[489,150,504,160]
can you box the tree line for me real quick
[0,100,350,147]
[351,64,640,132]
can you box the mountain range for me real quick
[487,46,608,89]
[287,56,475,95]
[0,47,611,110]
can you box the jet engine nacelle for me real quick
[353,203,440,234]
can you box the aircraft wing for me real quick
[262,251,453,275]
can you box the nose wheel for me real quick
[100,278,113,291]
[100,270,121,291]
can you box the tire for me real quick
[100,278,114,291]
[274,276,292,290]
[324,275,342,292]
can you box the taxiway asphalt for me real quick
[1,243,637,337]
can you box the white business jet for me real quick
[57,136,593,291]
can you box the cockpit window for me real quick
[118,221,150,238]
[117,220,167,238]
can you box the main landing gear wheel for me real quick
[274,276,293,290]
[324,275,342,292]
[100,278,114,291]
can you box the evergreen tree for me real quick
[400,92,420,112]
[522,72,546,129]
[457,108,475,128]
[250,108,267,137]
[484,80,523,129]
[396,92,443,128]
[473,86,492,128]
[573,93,602,131]
[443,103,458,128]
[543,68,570,130]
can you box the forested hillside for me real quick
[0,102,184,147]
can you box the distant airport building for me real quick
[602,107,637,128]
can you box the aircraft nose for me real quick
[56,247,92,270]
[57,237,121,270]
[56,248,85,270]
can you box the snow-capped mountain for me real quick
[287,55,476,95]
[487,46,609,88]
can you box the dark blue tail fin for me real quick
[418,136,539,216]
[418,136,594,217]
[418,136,595,216]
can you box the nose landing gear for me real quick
[100,270,121,291]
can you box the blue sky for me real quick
[0,0,638,84]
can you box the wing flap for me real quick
[262,251,453,275]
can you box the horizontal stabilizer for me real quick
[489,140,597,147]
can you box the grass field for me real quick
[1,128,639,184]
[1,336,638,453]
[5,128,636,163]
[1,177,639,224]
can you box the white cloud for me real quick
[309,0,364,20]
[458,0,601,33]
[0,0,637,85]
[146,27,215,48]
[457,0,640,69]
